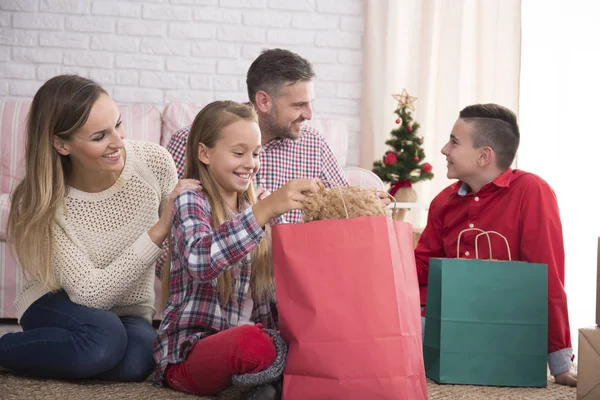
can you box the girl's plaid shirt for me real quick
[152,190,281,386]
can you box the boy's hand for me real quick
[376,191,392,206]
[554,370,577,387]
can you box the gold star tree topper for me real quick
[392,89,417,111]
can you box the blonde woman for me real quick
[0,75,198,381]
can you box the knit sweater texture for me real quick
[14,140,178,323]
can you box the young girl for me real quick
[153,101,318,399]
[0,75,198,381]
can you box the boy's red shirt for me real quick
[415,168,571,354]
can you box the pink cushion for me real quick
[0,194,9,241]
[160,102,205,147]
[119,104,162,144]
[0,100,30,203]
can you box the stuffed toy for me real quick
[302,181,390,222]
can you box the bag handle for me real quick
[319,180,397,219]
[456,228,487,258]
[475,231,512,261]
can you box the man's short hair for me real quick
[459,103,520,170]
[246,48,315,105]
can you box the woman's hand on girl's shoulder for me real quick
[169,179,202,203]
[149,179,202,245]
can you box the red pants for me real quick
[165,324,276,395]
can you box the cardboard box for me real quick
[577,326,600,399]
[597,237,600,326]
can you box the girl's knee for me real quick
[233,326,276,373]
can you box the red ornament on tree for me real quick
[395,118,401,124]
[384,151,398,166]
[408,125,413,132]
[422,162,433,173]
[413,156,419,161]
[417,137,424,145]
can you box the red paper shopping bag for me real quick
[272,216,427,400]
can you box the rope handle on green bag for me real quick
[456,228,512,261]
[475,231,512,261]
[318,179,397,219]
[456,228,487,257]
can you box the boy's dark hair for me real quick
[459,103,520,170]
[246,48,315,105]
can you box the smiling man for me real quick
[415,103,577,387]
[167,48,349,224]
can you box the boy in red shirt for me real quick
[415,104,576,387]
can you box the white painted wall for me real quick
[0,0,364,165]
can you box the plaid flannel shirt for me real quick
[152,190,280,386]
[166,123,349,224]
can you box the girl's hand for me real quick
[148,179,202,245]
[252,179,320,227]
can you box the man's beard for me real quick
[260,113,304,141]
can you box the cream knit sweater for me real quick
[14,140,178,323]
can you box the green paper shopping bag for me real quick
[423,229,548,387]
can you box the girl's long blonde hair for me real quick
[6,75,106,289]
[162,101,274,308]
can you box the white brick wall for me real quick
[0,0,364,165]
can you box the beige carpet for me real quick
[0,371,576,399]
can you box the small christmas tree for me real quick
[372,89,433,201]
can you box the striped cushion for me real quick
[119,104,162,144]
[0,100,30,218]
[161,102,205,147]
[0,194,9,242]
[0,101,22,316]
[160,102,349,167]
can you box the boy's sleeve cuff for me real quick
[547,347,573,376]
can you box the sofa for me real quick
[0,99,350,320]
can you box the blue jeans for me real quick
[0,290,156,381]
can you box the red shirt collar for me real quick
[454,168,514,196]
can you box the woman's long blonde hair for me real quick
[162,101,274,307]
[6,75,106,289]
